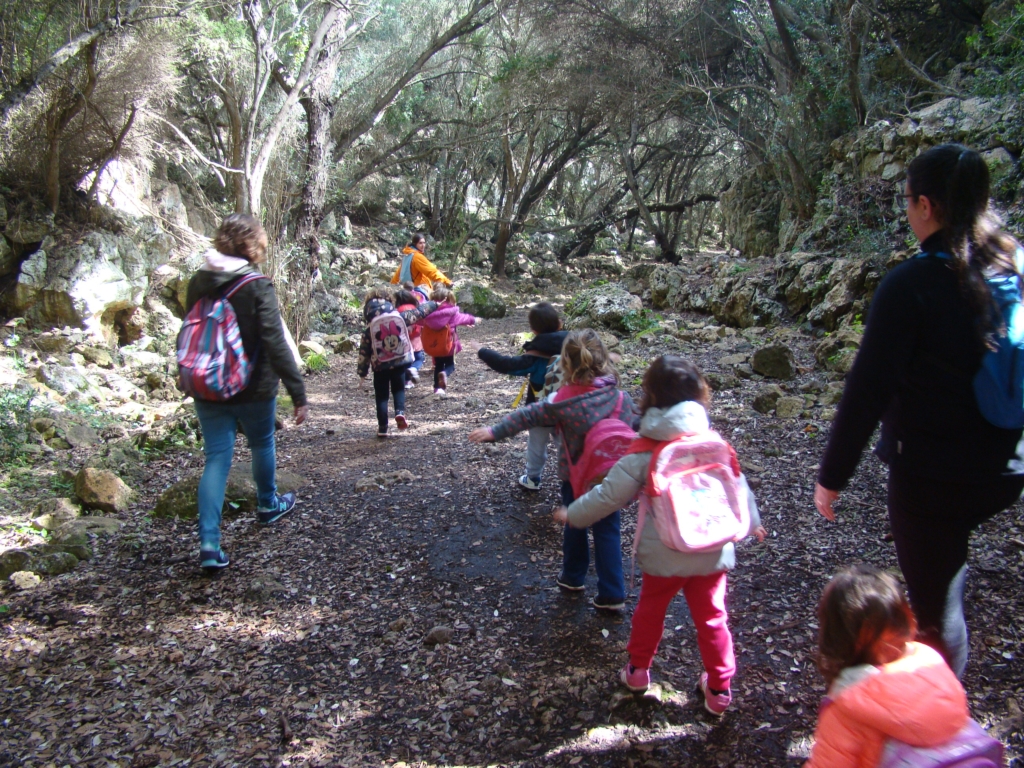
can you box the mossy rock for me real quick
[153,462,308,519]
[456,282,507,319]
[30,551,79,576]
[0,549,34,580]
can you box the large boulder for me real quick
[456,282,507,319]
[3,214,172,341]
[153,462,308,519]
[751,343,797,380]
[75,467,133,513]
[565,283,644,333]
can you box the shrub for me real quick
[0,388,37,462]
[304,352,330,373]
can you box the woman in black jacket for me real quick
[184,214,309,572]
[814,144,1024,676]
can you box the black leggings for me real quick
[373,365,408,431]
[887,466,1024,676]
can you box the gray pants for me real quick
[525,426,553,480]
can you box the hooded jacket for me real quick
[477,330,568,402]
[567,401,760,577]
[184,251,306,407]
[390,246,452,290]
[420,302,477,356]
[805,642,969,768]
[356,298,437,377]
[819,231,1024,489]
[489,379,638,482]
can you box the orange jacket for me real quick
[391,246,451,290]
[805,642,968,768]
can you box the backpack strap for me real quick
[224,272,268,299]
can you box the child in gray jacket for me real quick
[553,355,764,716]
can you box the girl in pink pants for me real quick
[554,355,764,716]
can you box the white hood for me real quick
[638,400,709,441]
[201,249,251,273]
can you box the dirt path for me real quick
[2,309,1022,767]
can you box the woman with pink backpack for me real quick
[553,355,764,715]
[469,330,637,612]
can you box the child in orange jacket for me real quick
[805,565,970,768]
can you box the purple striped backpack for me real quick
[176,273,267,401]
[878,719,1003,768]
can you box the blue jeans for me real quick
[433,355,455,388]
[525,426,553,480]
[194,398,278,551]
[374,365,408,431]
[560,481,625,602]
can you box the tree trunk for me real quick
[492,220,511,277]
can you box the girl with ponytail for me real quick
[814,143,1024,677]
[469,330,637,611]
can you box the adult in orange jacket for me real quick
[391,233,452,290]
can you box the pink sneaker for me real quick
[699,672,732,716]
[619,664,650,693]
[395,413,408,430]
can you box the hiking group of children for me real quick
[356,282,480,436]
[355,288,1003,766]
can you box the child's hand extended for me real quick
[552,506,569,525]
[468,427,494,443]
[753,525,767,542]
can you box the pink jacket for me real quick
[805,642,969,768]
[421,302,476,355]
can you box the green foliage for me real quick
[0,388,36,463]
[966,5,1024,97]
[304,352,330,373]
[621,309,660,336]
[564,295,591,319]
[729,264,751,276]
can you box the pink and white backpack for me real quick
[629,431,749,555]
[564,392,637,498]
[176,272,267,401]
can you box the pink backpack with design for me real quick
[177,273,267,401]
[630,431,749,555]
[369,310,414,371]
[564,392,637,497]
[877,719,1003,768]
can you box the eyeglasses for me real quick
[896,193,916,211]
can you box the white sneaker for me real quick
[409,368,420,382]
[434,388,447,397]
[518,475,541,491]
[405,381,416,389]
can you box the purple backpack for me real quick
[878,719,1003,768]
[176,273,267,401]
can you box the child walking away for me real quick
[420,286,480,396]
[806,564,1002,768]
[475,302,567,490]
[553,356,764,714]
[394,289,427,388]
[470,330,637,611]
[357,287,437,437]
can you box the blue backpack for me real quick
[921,249,1024,429]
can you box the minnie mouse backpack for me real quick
[368,311,413,371]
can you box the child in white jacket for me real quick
[553,355,764,716]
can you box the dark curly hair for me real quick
[213,213,268,264]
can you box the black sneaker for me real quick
[257,492,297,525]
[592,596,625,612]
[556,574,585,592]
[200,548,230,571]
